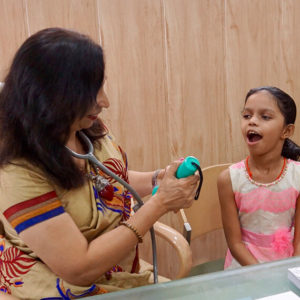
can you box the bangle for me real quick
[152,169,161,188]
[120,221,143,243]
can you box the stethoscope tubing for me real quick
[66,131,159,283]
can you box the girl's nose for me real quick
[97,88,110,108]
[249,115,258,125]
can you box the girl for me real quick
[218,86,300,269]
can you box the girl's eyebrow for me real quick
[241,107,252,113]
[258,108,276,114]
[243,107,276,114]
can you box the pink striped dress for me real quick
[224,159,300,269]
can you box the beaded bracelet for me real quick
[152,169,162,188]
[120,221,143,243]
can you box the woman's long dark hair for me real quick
[245,86,300,161]
[0,28,106,189]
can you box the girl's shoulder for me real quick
[228,159,247,192]
[286,158,300,172]
[283,159,300,191]
[229,160,245,170]
[229,159,245,178]
[287,158,300,166]
[286,158,300,175]
[218,161,244,180]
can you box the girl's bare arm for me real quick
[217,168,258,266]
[293,194,300,256]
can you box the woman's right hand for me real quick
[151,160,199,214]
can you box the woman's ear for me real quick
[281,124,295,139]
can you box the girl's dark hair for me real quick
[0,27,106,189]
[245,86,300,161]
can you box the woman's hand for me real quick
[155,168,166,186]
[152,160,199,214]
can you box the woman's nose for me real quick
[97,89,110,108]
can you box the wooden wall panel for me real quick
[225,0,284,162]
[0,0,28,80]
[98,0,170,171]
[163,0,227,167]
[26,0,100,42]
[1,0,299,170]
[281,0,300,144]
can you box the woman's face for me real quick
[70,87,110,133]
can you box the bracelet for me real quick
[120,221,143,243]
[152,169,162,188]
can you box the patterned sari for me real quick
[0,133,152,299]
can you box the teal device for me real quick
[152,156,202,199]
[176,156,200,178]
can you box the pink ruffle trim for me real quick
[270,228,293,256]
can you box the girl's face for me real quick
[70,87,110,133]
[241,91,289,156]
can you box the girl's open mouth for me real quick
[247,131,262,143]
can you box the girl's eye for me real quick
[262,115,271,120]
[242,114,251,119]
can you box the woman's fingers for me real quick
[154,159,200,213]
[164,160,181,177]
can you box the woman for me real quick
[0,28,198,299]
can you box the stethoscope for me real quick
[66,131,160,283]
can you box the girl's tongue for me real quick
[247,132,262,142]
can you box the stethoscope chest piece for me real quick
[87,167,110,192]
[87,168,115,200]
